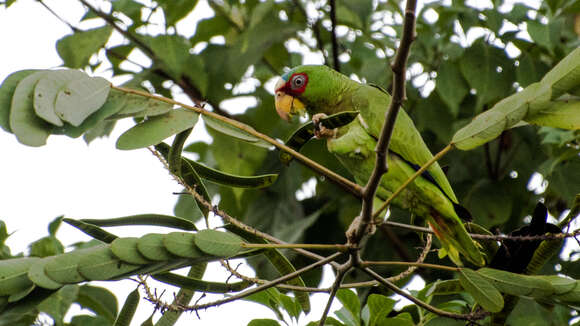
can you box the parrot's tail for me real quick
[428,212,485,267]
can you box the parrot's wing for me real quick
[352,84,459,203]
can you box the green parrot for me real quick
[274,65,484,267]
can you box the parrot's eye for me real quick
[291,74,306,90]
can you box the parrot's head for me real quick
[274,65,346,121]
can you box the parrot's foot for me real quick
[346,216,376,245]
[312,113,337,139]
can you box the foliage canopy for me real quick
[0,0,579,325]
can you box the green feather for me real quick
[284,65,484,266]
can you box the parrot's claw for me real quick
[312,113,337,139]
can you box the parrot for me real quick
[274,65,485,267]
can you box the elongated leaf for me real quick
[202,114,271,148]
[365,294,396,326]
[477,267,553,297]
[33,70,86,126]
[540,47,580,98]
[525,98,580,130]
[194,229,243,257]
[152,272,251,293]
[458,268,503,312]
[0,69,38,132]
[280,111,359,164]
[54,76,110,127]
[116,108,199,150]
[63,218,118,243]
[113,288,139,326]
[9,71,51,146]
[107,92,172,120]
[77,285,118,322]
[535,275,577,295]
[158,141,277,189]
[80,214,196,231]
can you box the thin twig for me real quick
[38,0,79,32]
[329,0,340,72]
[122,86,362,197]
[386,233,433,282]
[362,267,489,322]
[240,243,350,252]
[319,261,352,326]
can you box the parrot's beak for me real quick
[274,78,305,121]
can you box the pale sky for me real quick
[0,0,352,324]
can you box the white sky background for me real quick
[1,0,576,325]
[0,0,345,325]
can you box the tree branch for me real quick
[329,0,340,72]
[348,0,418,245]
[319,261,351,326]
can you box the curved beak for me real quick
[274,78,305,121]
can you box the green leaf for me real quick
[116,108,199,150]
[58,88,126,138]
[110,237,152,265]
[63,218,118,244]
[458,268,503,312]
[33,69,87,126]
[540,47,580,98]
[202,114,271,148]
[113,288,139,326]
[136,233,176,261]
[364,294,396,326]
[459,39,515,111]
[38,285,79,325]
[0,258,38,296]
[335,289,360,326]
[80,214,196,231]
[27,258,63,290]
[436,60,468,117]
[107,91,172,120]
[44,245,104,284]
[525,98,580,130]
[57,26,113,68]
[9,71,51,146]
[145,35,191,78]
[29,236,64,258]
[194,229,244,257]
[53,76,110,127]
[157,0,198,26]
[162,232,204,259]
[0,69,38,132]
[77,285,118,322]
[477,268,554,297]
[152,272,251,293]
[77,246,140,281]
[247,319,281,326]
